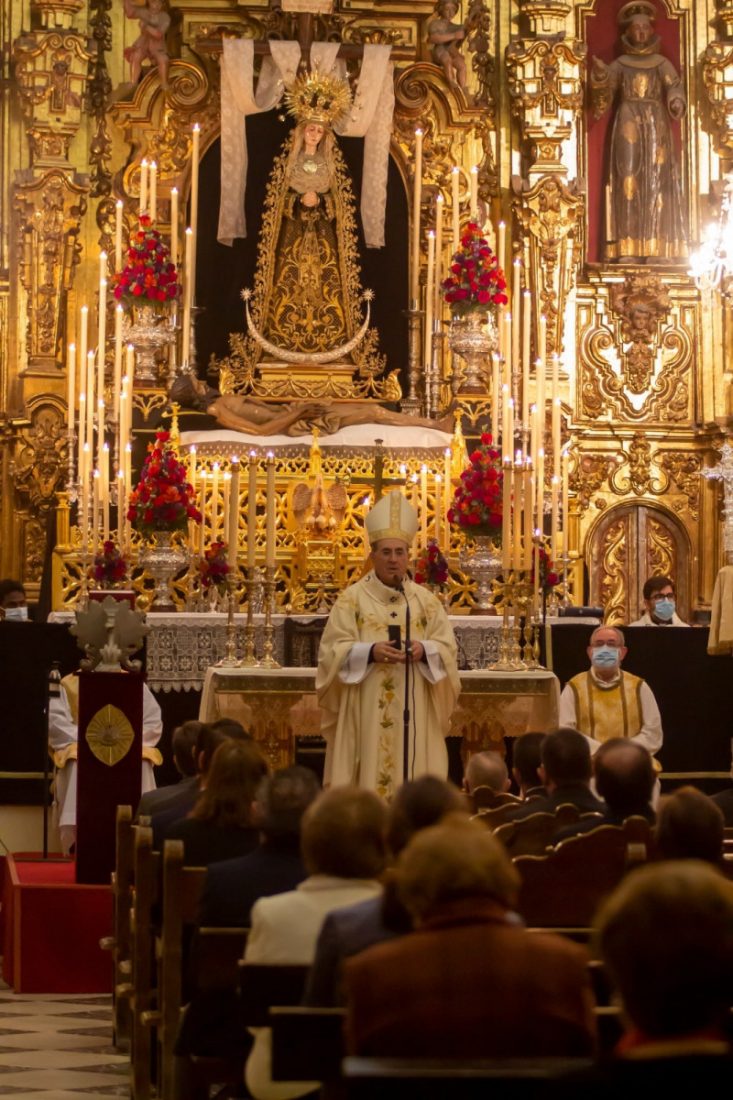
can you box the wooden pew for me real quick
[100,804,135,1050]
[514,817,652,929]
[130,825,160,1100]
[471,786,522,812]
[270,1005,346,1085]
[496,804,603,857]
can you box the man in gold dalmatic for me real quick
[316,493,460,800]
[590,1,687,262]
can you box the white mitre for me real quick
[365,491,418,546]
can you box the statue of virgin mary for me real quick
[243,71,383,372]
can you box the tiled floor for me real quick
[0,983,127,1098]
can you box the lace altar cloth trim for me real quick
[180,423,452,457]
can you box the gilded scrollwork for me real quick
[465,2,495,115]
[599,516,628,626]
[610,433,666,498]
[14,401,68,516]
[656,450,703,521]
[13,29,92,165]
[570,452,614,513]
[610,275,671,395]
[647,516,677,580]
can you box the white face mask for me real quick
[4,606,28,621]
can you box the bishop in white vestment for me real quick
[316,492,460,799]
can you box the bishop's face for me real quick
[372,539,409,588]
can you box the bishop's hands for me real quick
[371,641,425,665]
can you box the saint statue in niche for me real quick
[244,70,382,372]
[590,1,687,263]
[122,0,170,89]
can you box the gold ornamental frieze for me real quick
[576,276,694,424]
[702,36,733,155]
[13,29,91,165]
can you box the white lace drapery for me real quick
[217,40,394,248]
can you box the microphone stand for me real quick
[399,581,412,782]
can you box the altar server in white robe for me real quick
[316,491,460,800]
[48,673,163,853]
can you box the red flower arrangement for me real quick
[91,539,128,587]
[533,545,560,594]
[442,222,508,316]
[414,539,449,588]
[447,432,503,537]
[199,541,230,591]
[127,430,201,535]
[112,214,180,311]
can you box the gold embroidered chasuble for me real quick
[316,572,460,800]
[566,670,644,745]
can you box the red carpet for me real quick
[2,854,112,993]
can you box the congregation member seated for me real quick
[590,862,733,1080]
[136,719,202,820]
[49,665,162,854]
[198,765,320,928]
[344,814,596,1058]
[463,749,511,797]
[0,578,30,621]
[165,739,268,867]
[654,786,725,866]
[305,775,467,1007]
[152,718,250,847]
[629,574,689,627]
[504,728,604,822]
[555,738,656,843]
[511,731,547,800]
[244,786,387,1100]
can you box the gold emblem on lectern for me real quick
[85,705,134,766]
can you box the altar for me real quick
[198,664,560,770]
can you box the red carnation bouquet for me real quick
[112,214,180,310]
[127,430,202,535]
[448,432,503,537]
[90,539,128,587]
[414,540,449,588]
[442,222,508,316]
[533,544,560,594]
[199,541,230,592]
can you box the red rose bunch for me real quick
[448,432,503,536]
[442,222,508,316]
[414,540,450,587]
[533,544,559,594]
[127,430,202,534]
[112,214,180,311]
[91,539,128,587]
[199,541,230,591]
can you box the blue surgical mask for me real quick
[4,606,28,621]
[591,645,619,669]
[654,598,675,621]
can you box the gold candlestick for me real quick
[216,575,241,667]
[242,566,259,667]
[260,565,281,670]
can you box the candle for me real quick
[503,311,512,391]
[101,442,110,541]
[182,227,193,366]
[86,351,95,467]
[513,452,522,572]
[551,474,560,561]
[140,159,148,216]
[533,530,541,609]
[424,230,435,370]
[411,128,423,303]
[539,312,547,376]
[115,201,123,270]
[435,473,442,548]
[78,391,86,480]
[198,470,207,556]
[529,402,538,471]
[211,461,220,541]
[222,469,231,544]
[501,384,511,462]
[552,397,562,486]
[227,457,240,568]
[79,305,88,395]
[97,398,105,472]
[113,305,123,425]
[523,463,533,571]
[497,221,506,276]
[80,442,90,547]
[97,278,107,404]
[170,187,179,268]
[117,469,125,548]
[451,166,460,254]
[149,161,157,222]
[190,124,201,302]
[507,397,515,480]
[522,289,531,437]
[469,165,478,220]
[247,451,257,568]
[501,459,512,573]
[536,446,545,535]
[491,355,500,445]
[562,447,570,555]
[434,193,444,316]
[189,445,197,496]
[92,468,100,556]
[443,447,452,546]
[512,261,521,395]
[535,355,546,453]
[420,464,428,550]
[265,452,276,568]
[66,343,76,433]
[125,343,134,401]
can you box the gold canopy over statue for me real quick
[240,69,385,379]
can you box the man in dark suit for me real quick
[344,815,596,1058]
[555,738,655,843]
[135,719,201,820]
[511,731,546,800]
[504,727,604,822]
[198,765,320,927]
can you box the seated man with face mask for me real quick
[0,579,30,621]
[558,625,663,762]
[629,575,689,627]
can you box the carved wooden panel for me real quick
[587,503,690,625]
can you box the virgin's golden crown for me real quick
[284,70,352,128]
